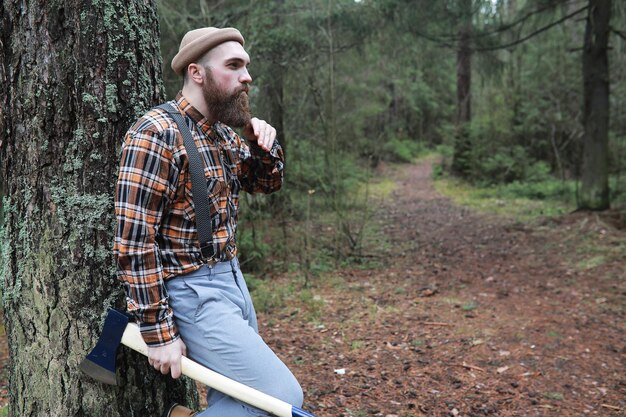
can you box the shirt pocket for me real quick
[206,177,226,212]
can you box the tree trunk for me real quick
[262,68,286,154]
[262,71,290,265]
[0,1,197,416]
[452,0,473,176]
[579,0,611,210]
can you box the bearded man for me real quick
[114,27,303,417]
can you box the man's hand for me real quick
[147,338,187,379]
[243,117,276,152]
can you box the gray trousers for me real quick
[165,258,303,416]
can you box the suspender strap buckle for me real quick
[200,243,216,260]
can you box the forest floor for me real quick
[0,157,624,416]
[259,158,625,417]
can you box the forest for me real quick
[0,0,624,416]
[155,0,626,273]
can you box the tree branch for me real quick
[437,0,575,41]
[409,0,588,50]
[475,4,590,52]
[410,29,457,49]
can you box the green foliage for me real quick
[472,146,536,185]
[610,175,626,205]
[434,173,576,221]
[462,301,479,312]
[298,288,326,321]
[576,255,607,271]
[542,392,564,401]
[495,178,575,202]
[432,163,446,180]
[246,273,291,314]
[382,138,426,163]
[441,1,624,206]
[236,221,271,273]
[411,339,425,347]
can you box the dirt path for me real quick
[263,158,626,417]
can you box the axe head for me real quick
[80,308,131,385]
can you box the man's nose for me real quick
[240,68,252,84]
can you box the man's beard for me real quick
[202,71,251,128]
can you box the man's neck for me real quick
[181,86,215,124]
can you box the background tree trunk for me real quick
[261,70,286,154]
[579,0,611,210]
[0,1,197,415]
[452,0,473,175]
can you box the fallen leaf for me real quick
[420,288,438,297]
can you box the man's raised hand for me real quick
[244,117,276,152]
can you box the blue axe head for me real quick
[79,309,131,385]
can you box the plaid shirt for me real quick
[114,93,284,346]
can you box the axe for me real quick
[80,309,317,417]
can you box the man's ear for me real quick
[186,63,204,85]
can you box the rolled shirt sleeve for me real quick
[237,133,284,194]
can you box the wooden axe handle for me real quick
[121,323,295,417]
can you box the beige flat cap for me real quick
[171,27,245,76]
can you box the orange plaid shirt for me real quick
[114,93,283,346]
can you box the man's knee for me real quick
[267,374,303,407]
[284,378,304,407]
[259,368,304,407]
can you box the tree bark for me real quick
[452,0,473,176]
[0,1,197,415]
[579,0,611,210]
[261,66,286,154]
